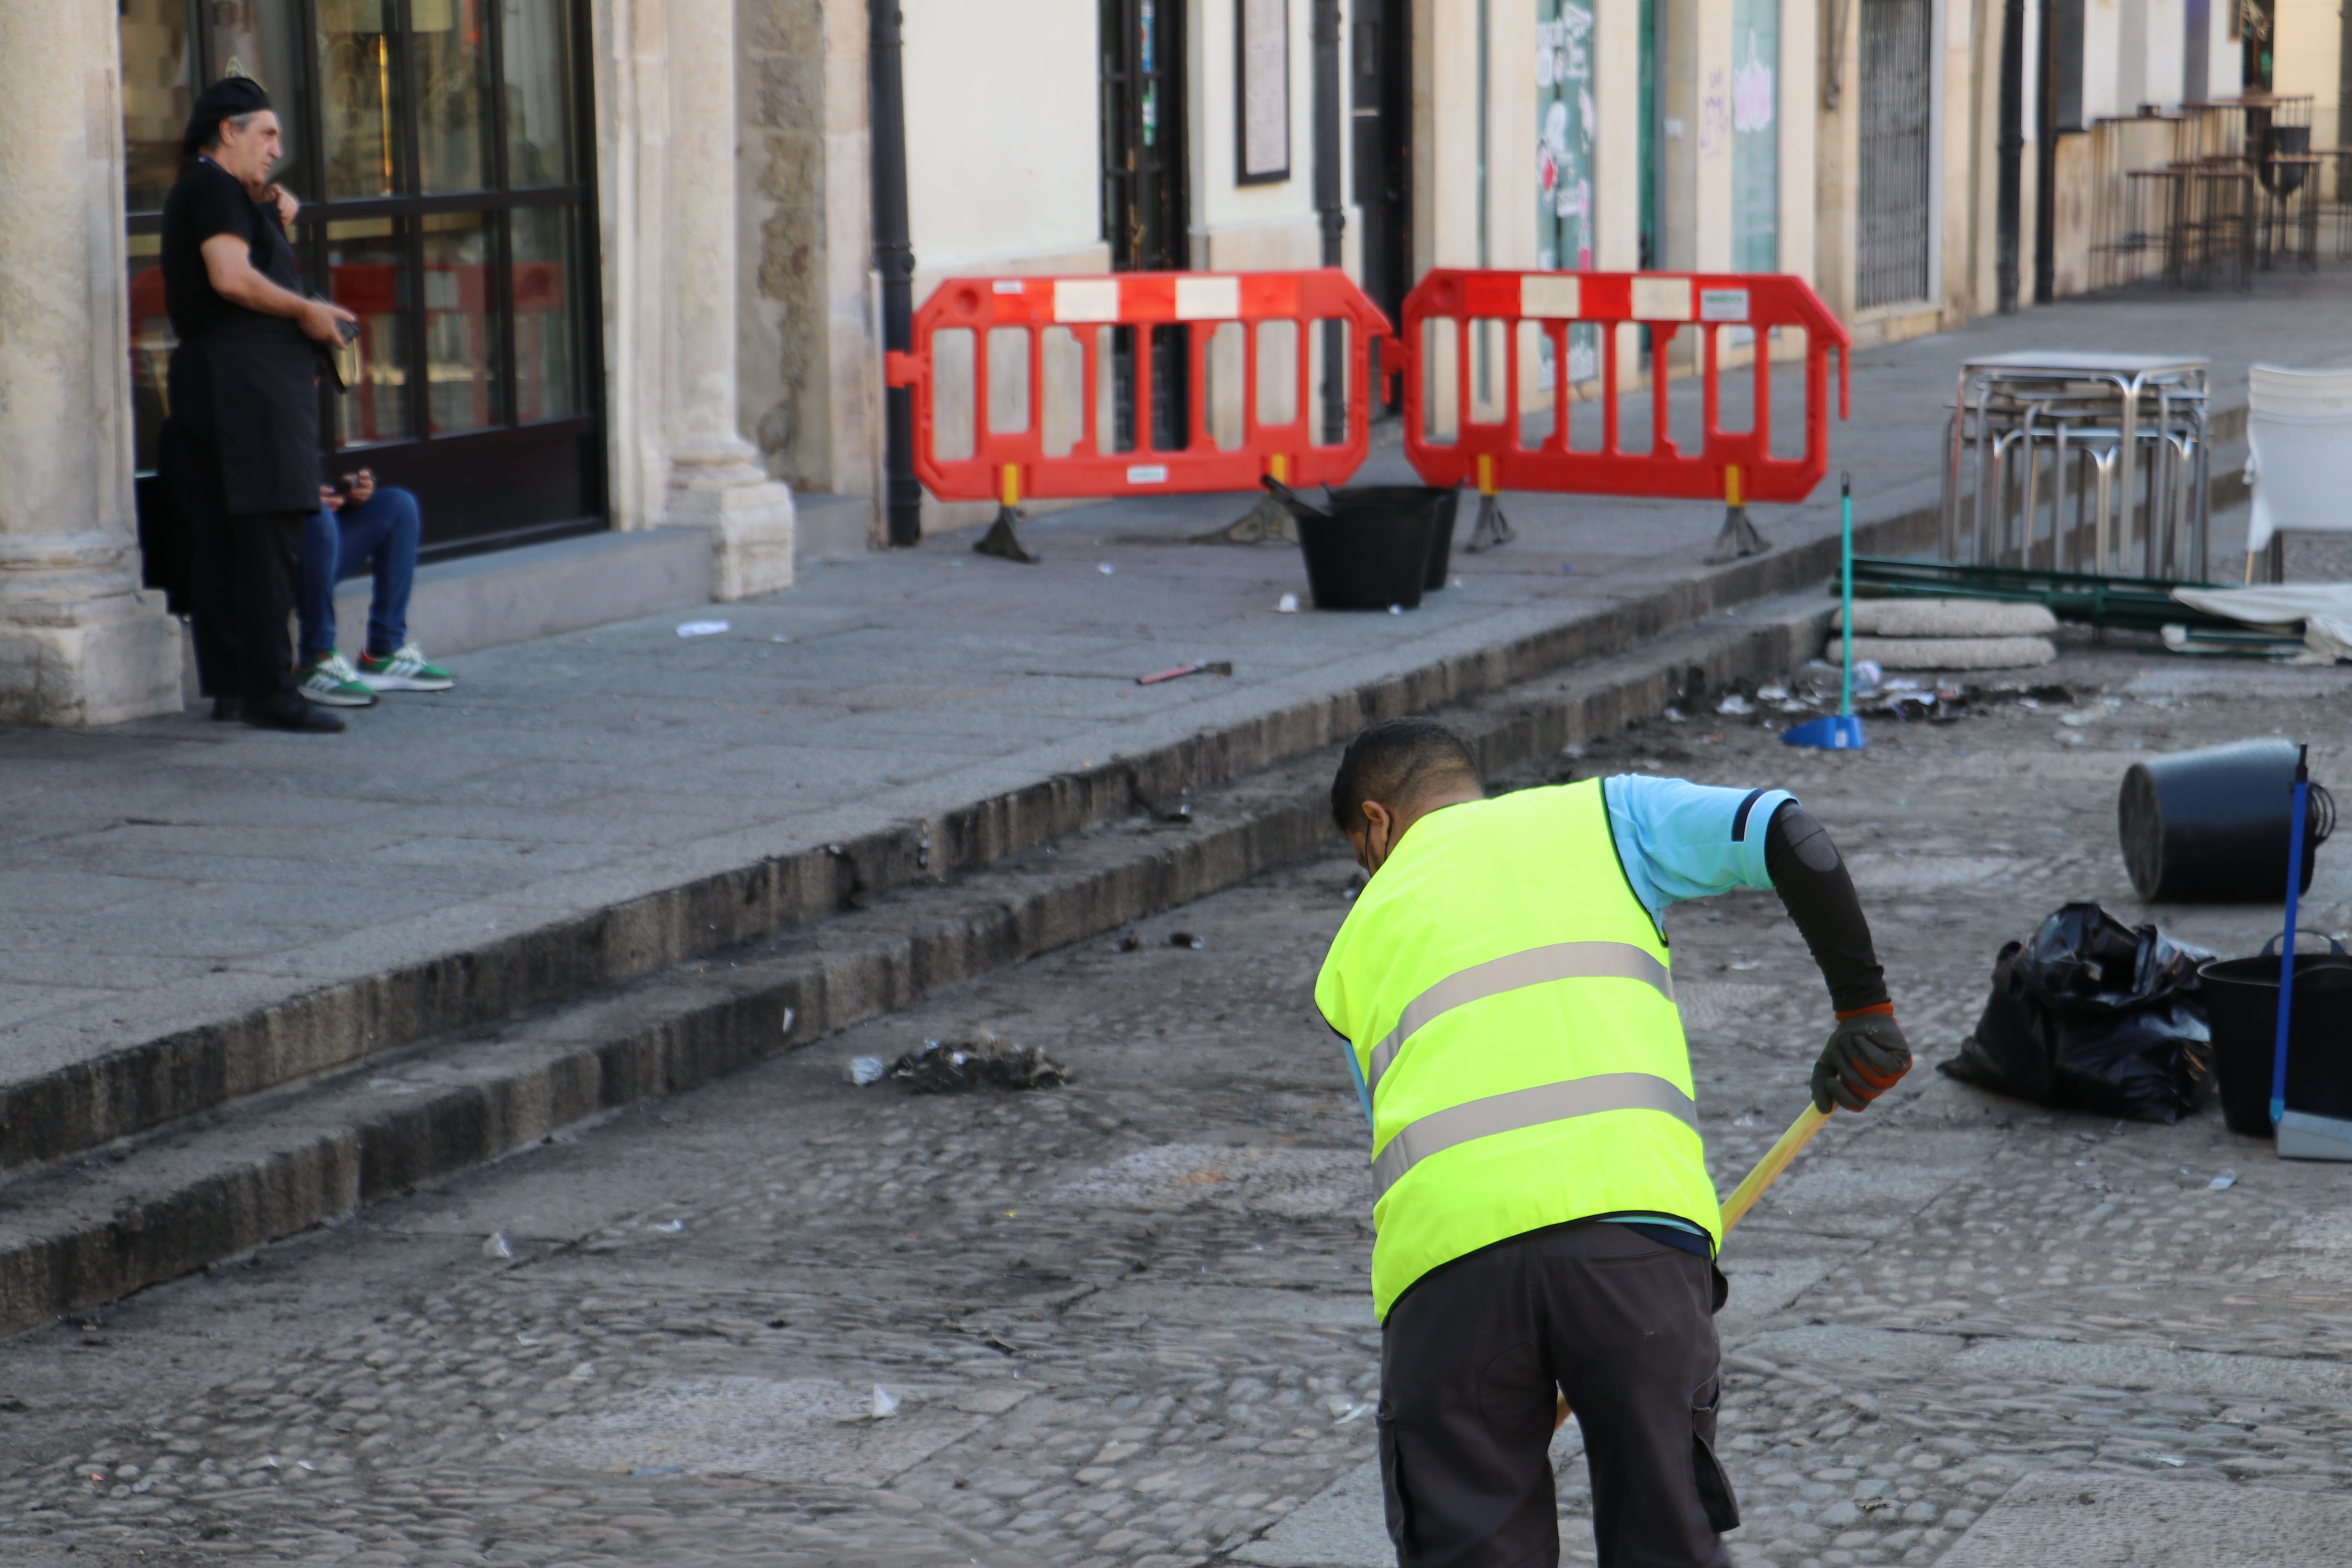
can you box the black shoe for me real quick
[210,696,244,722]
[242,691,347,733]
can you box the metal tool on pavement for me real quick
[1136,660,1234,686]
[1552,1100,1833,1433]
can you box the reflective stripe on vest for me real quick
[1365,942,1675,1091]
[1370,1071,1699,1197]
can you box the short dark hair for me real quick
[1330,718,1481,834]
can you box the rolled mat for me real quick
[1826,634,2058,670]
[1834,597,2060,637]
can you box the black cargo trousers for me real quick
[1377,1221,1739,1568]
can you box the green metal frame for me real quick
[1849,557,2240,632]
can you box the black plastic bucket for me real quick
[1318,486,1462,590]
[1264,480,1443,611]
[2118,740,2334,902]
[2200,946,2352,1136]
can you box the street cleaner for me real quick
[1315,718,1910,1568]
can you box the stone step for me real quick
[0,588,1838,1335]
[9,504,1938,1190]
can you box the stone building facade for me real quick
[4,0,2221,725]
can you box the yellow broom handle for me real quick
[1553,1101,1831,1434]
[1719,1103,1831,1232]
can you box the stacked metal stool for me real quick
[1941,351,2212,585]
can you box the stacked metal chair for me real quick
[1942,352,2211,584]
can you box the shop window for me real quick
[122,0,603,554]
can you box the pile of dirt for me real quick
[884,1035,1071,1093]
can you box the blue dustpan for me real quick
[1782,713,1867,750]
[1784,474,1867,752]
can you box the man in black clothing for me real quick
[158,76,356,733]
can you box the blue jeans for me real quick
[298,485,420,661]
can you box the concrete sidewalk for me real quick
[5,270,2352,1171]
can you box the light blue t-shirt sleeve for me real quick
[1601,774,1794,928]
[1339,1032,1374,1127]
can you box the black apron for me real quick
[165,202,323,519]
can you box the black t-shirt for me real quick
[160,158,297,341]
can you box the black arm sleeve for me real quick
[1762,801,1889,1013]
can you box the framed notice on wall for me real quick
[1237,0,1290,184]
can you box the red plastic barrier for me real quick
[883,269,1391,507]
[1398,270,1849,506]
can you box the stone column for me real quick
[739,0,880,507]
[0,2,184,724]
[661,0,797,599]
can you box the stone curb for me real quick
[4,510,1936,1181]
[0,592,1837,1334]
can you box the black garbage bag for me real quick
[1940,902,2216,1123]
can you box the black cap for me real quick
[180,76,274,159]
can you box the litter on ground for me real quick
[881,1035,1071,1093]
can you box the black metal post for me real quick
[1995,0,2025,314]
[2032,0,2059,302]
[870,0,923,547]
[1314,0,1346,443]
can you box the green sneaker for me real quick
[356,642,455,693]
[297,652,379,708]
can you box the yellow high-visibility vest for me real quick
[1316,778,1722,1319]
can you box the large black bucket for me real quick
[1317,486,1462,590]
[2200,942,2352,1136]
[2118,740,2334,902]
[1265,481,1443,610]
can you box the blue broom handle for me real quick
[2271,773,2311,1127]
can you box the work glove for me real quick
[1811,1012,1912,1113]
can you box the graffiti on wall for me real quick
[1536,0,1598,385]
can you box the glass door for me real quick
[120,0,603,558]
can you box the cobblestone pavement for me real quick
[4,642,2352,1567]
